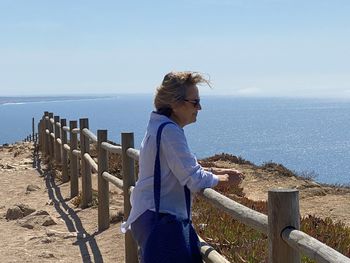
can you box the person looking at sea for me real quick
[121,71,244,262]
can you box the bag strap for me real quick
[154,122,191,222]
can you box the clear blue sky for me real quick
[1,0,350,98]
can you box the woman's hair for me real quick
[154,71,210,116]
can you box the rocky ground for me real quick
[0,142,125,263]
[0,142,349,263]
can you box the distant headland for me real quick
[0,96,111,105]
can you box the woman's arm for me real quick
[161,126,219,191]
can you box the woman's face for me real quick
[171,85,201,127]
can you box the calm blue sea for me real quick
[1,95,350,185]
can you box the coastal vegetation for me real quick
[194,154,350,262]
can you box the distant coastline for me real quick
[0,95,111,105]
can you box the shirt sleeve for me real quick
[160,124,219,192]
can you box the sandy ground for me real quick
[0,142,125,263]
[1,142,349,263]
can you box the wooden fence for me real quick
[23,118,38,143]
[36,111,350,263]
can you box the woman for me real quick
[121,71,243,262]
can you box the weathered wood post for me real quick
[97,130,109,231]
[48,112,54,163]
[268,189,300,263]
[69,120,79,198]
[60,119,69,182]
[37,119,41,149]
[44,112,50,156]
[121,132,138,263]
[54,116,62,164]
[32,117,35,142]
[80,118,92,208]
[38,119,42,151]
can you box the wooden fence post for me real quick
[38,119,42,151]
[70,120,79,198]
[48,112,54,163]
[60,119,69,182]
[268,189,300,263]
[37,119,40,149]
[32,117,35,142]
[54,116,61,164]
[121,132,138,263]
[43,112,49,156]
[97,130,109,231]
[80,118,92,208]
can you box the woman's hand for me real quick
[207,167,245,189]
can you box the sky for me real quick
[1,0,350,98]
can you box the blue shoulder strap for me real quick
[154,122,191,221]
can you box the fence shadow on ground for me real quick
[35,155,104,263]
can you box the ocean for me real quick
[1,95,349,185]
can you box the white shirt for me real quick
[121,112,218,232]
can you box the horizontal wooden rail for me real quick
[282,227,350,263]
[101,142,122,154]
[84,153,98,173]
[82,128,98,143]
[71,128,80,134]
[199,188,268,234]
[63,126,70,132]
[102,172,124,189]
[63,144,70,151]
[72,149,81,157]
[198,236,230,263]
[126,148,140,161]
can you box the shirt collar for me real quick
[150,111,181,129]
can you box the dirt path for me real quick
[0,142,125,263]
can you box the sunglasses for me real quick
[184,98,201,107]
